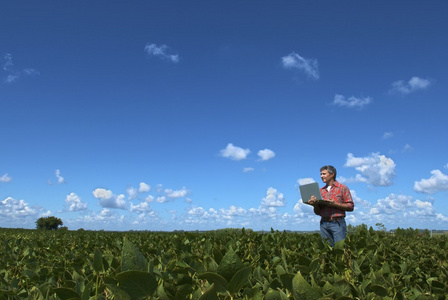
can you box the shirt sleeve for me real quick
[342,186,354,210]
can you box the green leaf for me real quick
[276,265,286,276]
[265,288,282,300]
[121,238,148,272]
[93,248,104,274]
[322,281,333,295]
[309,258,321,274]
[253,266,266,282]
[431,280,446,294]
[116,270,157,299]
[176,284,194,299]
[199,283,219,300]
[371,284,387,297]
[380,262,391,275]
[105,284,131,300]
[53,288,80,300]
[334,239,345,253]
[28,286,44,300]
[198,272,228,294]
[216,248,244,282]
[155,284,171,300]
[281,249,289,272]
[297,255,311,266]
[228,266,252,293]
[269,278,283,290]
[292,272,322,300]
[80,280,94,300]
[279,273,294,292]
[352,260,362,276]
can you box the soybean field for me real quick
[0,226,447,299]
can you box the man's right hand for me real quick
[308,195,317,205]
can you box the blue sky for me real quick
[1,1,447,232]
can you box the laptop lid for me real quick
[299,182,323,204]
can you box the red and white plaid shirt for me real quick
[318,181,354,218]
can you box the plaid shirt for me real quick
[318,181,354,218]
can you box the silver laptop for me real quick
[299,182,326,205]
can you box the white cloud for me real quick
[126,182,151,199]
[257,149,275,161]
[402,144,412,152]
[370,194,413,214]
[94,208,115,221]
[5,74,19,83]
[145,195,155,202]
[436,213,448,222]
[2,53,13,71]
[338,174,369,184]
[297,178,316,186]
[144,43,179,63]
[0,197,38,218]
[382,132,394,139]
[414,169,448,194]
[55,169,65,184]
[92,188,113,199]
[92,188,127,209]
[220,143,250,161]
[188,207,207,216]
[139,182,151,193]
[293,199,315,218]
[130,201,153,214]
[23,68,39,76]
[156,196,168,203]
[66,209,127,230]
[220,205,247,216]
[261,187,286,207]
[243,167,254,173]
[281,52,319,79]
[0,173,12,183]
[333,94,372,109]
[126,187,138,200]
[389,76,431,95]
[2,53,39,84]
[65,192,87,211]
[165,187,188,198]
[345,152,396,186]
[350,190,371,208]
[369,194,435,220]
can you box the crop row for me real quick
[0,226,447,299]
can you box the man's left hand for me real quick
[324,198,337,207]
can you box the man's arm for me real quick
[325,200,353,211]
[324,186,354,211]
[309,196,321,215]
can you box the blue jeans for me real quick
[320,218,347,247]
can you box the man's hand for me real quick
[310,196,338,208]
[324,198,337,207]
[308,195,318,205]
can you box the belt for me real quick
[321,216,344,222]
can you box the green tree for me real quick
[375,222,387,232]
[35,216,63,230]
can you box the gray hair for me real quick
[320,165,337,180]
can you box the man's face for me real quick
[320,170,334,184]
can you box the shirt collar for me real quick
[323,180,339,189]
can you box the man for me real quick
[308,165,354,246]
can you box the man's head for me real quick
[320,165,337,184]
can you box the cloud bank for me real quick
[344,152,396,186]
